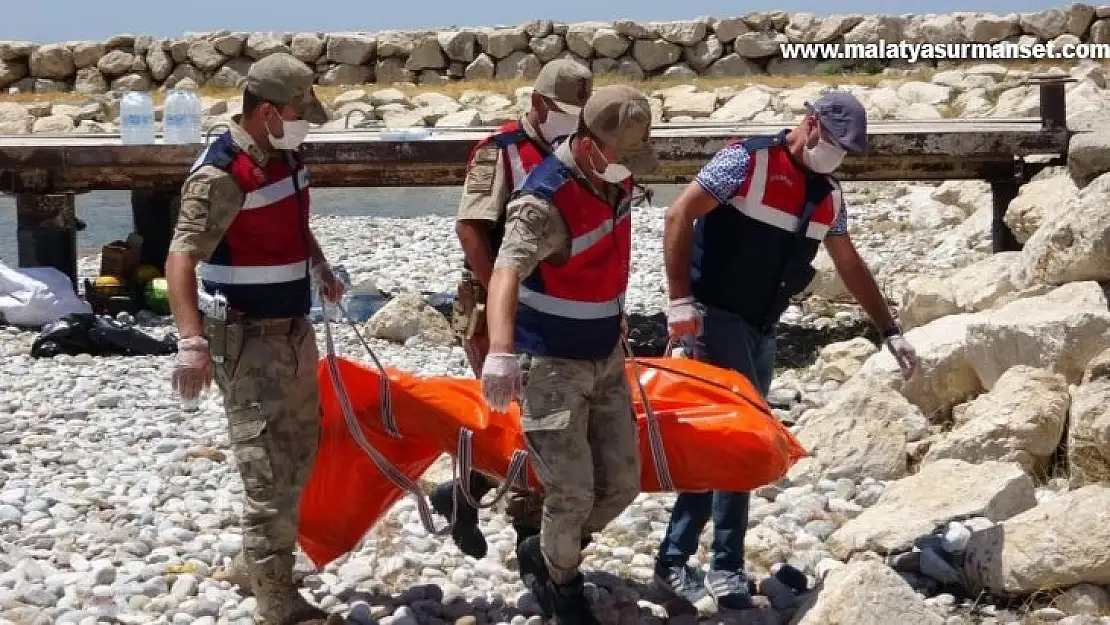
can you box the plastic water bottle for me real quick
[164,89,203,144]
[119,91,155,144]
[186,90,203,142]
[163,89,187,144]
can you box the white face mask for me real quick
[538,110,577,143]
[268,116,311,151]
[590,142,631,183]
[802,136,846,174]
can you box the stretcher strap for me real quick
[333,300,401,439]
[622,337,676,492]
[320,305,448,537]
[452,427,530,510]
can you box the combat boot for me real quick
[546,573,601,625]
[515,535,553,618]
[250,554,335,624]
[430,477,488,559]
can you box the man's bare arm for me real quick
[663,181,722,300]
[456,220,495,288]
[825,234,897,331]
[166,252,204,338]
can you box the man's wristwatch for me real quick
[881,323,902,339]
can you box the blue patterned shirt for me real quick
[693,143,849,236]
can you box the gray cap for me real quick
[583,84,657,175]
[805,90,868,155]
[246,53,328,124]
[533,59,592,114]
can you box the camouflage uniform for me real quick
[493,86,659,588]
[442,60,593,544]
[168,53,336,625]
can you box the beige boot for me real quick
[250,554,334,625]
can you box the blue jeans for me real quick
[656,305,776,572]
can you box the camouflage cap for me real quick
[532,59,592,114]
[246,53,328,124]
[582,84,657,176]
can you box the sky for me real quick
[8,0,1070,43]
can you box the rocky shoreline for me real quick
[2,5,1110,95]
[7,159,1110,622]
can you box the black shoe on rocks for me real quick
[430,480,487,559]
[516,535,554,618]
[547,573,601,625]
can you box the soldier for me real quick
[655,90,920,612]
[432,59,594,559]
[480,85,657,623]
[164,53,345,625]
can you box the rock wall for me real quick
[2,5,1109,94]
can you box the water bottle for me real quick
[163,89,187,144]
[120,90,155,144]
[186,90,203,143]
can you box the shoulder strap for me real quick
[510,154,572,204]
[738,134,780,153]
[794,171,834,238]
[490,128,530,149]
[190,131,237,174]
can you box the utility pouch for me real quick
[204,317,228,363]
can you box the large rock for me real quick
[631,39,682,72]
[813,337,878,383]
[861,282,1110,416]
[29,43,74,79]
[1003,168,1078,244]
[1068,130,1110,187]
[899,252,1022,329]
[1067,348,1110,487]
[366,293,455,346]
[921,365,1069,472]
[326,33,376,66]
[788,560,945,625]
[962,485,1110,595]
[794,379,919,482]
[963,281,1110,389]
[857,312,984,418]
[803,248,850,302]
[1012,171,1110,288]
[826,459,1036,558]
[661,91,716,118]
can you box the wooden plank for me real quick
[0,120,1069,192]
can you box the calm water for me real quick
[0,185,685,266]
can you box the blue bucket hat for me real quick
[805,90,868,155]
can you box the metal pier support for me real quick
[16,192,78,289]
[988,73,1075,253]
[990,180,1022,252]
[131,189,181,272]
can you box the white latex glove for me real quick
[885,334,919,380]
[481,352,521,413]
[667,296,701,340]
[311,262,346,304]
[173,336,212,399]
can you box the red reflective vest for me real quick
[514,154,633,360]
[463,121,547,270]
[194,131,312,319]
[692,131,842,331]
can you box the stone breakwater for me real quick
[2,5,1110,95]
[3,60,1110,135]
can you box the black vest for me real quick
[690,133,836,333]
